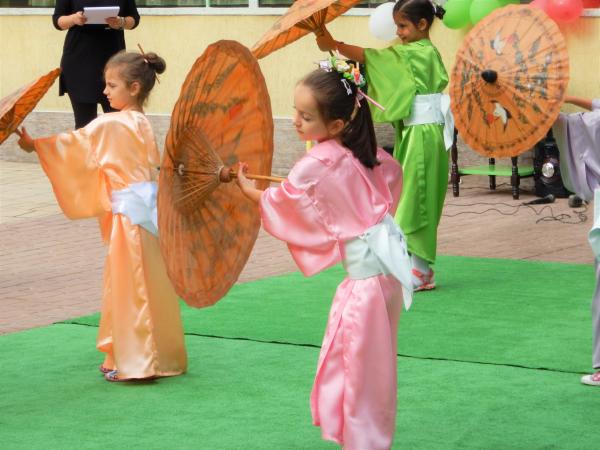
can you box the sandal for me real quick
[412,268,435,292]
[104,370,158,383]
[104,370,133,383]
[99,365,112,374]
[581,372,600,386]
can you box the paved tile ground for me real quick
[0,159,593,335]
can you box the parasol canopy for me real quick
[449,5,569,158]
[158,40,274,308]
[0,68,61,146]
[251,0,360,59]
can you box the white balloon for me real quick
[369,2,397,41]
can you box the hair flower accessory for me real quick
[317,55,385,112]
[351,66,362,86]
[333,58,351,74]
[319,55,366,88]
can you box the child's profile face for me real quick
[103,66,139,111]
[293,83,333,143]
[393,12,428,44]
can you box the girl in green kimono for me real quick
[316,0,452,291]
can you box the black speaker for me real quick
[533,130,571,198]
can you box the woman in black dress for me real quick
[53,0,140,128]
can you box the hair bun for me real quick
[144,52,166,75]
[433,2,445,20]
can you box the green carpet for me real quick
[0,325,330,450]
[63,255,595,373]
[2,324,600,449]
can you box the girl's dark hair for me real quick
[393,0,445,28]
[105,51,166,105]
[300,69,379,169]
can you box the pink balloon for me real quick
[529,0,548,9]
[545,0,584,23]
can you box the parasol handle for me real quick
[219,166,285,183]
[230,171,285,183]
[312,25,334,56]
[162,165,284,183]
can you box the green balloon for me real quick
[470,0,502,24]
[498,0,519,5]
[443,0,473,29]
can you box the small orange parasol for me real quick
[158,40,278,308]
[449,5,569,158]
[0,68,61,146]
[251,0,360,59]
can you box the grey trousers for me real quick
[593,260,600,369]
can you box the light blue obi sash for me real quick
[342,214,414,310]
[111,181,158,237]
[403,93,454,150]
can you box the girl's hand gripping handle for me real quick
[15,127,35,153]
[235,162,263,204]
[316,28,337,52]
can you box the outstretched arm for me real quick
[335,42,366,64]
[316,28,365,63]
[564,95,594,111]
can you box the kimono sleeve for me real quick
[364,44,417,123]
[34,126,111,220]
[553,100,600,201]
[259,180,340,277]
[377,148,403,213]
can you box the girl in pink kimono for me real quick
[16,51,187,383]
[236,66,413,450]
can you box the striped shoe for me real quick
[412,268,435,292]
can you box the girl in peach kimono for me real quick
[236,65,413,450]
[16,51,187,382]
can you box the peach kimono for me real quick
[34,110,187,379]
[259,139,413,450]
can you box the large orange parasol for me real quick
[251,0,360,59]
[0,68,60,146]
[158,40,275,308]
[449,5,569,158]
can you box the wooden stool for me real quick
[450,128,534,200]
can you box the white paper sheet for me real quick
[83,6,119,25]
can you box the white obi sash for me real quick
[589,189,600,260]
[342,214,414,310]
[111,181,158,237]
[403,93,455,151]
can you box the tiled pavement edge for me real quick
[0,159,593,335]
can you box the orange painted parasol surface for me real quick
[251,0,360,59]
[0,68,60,146]
[158,40,275,308]
[449,5,569,158]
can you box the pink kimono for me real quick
[34,111,187,379]
[260,139,412,450]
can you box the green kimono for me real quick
[365,39,448,264]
